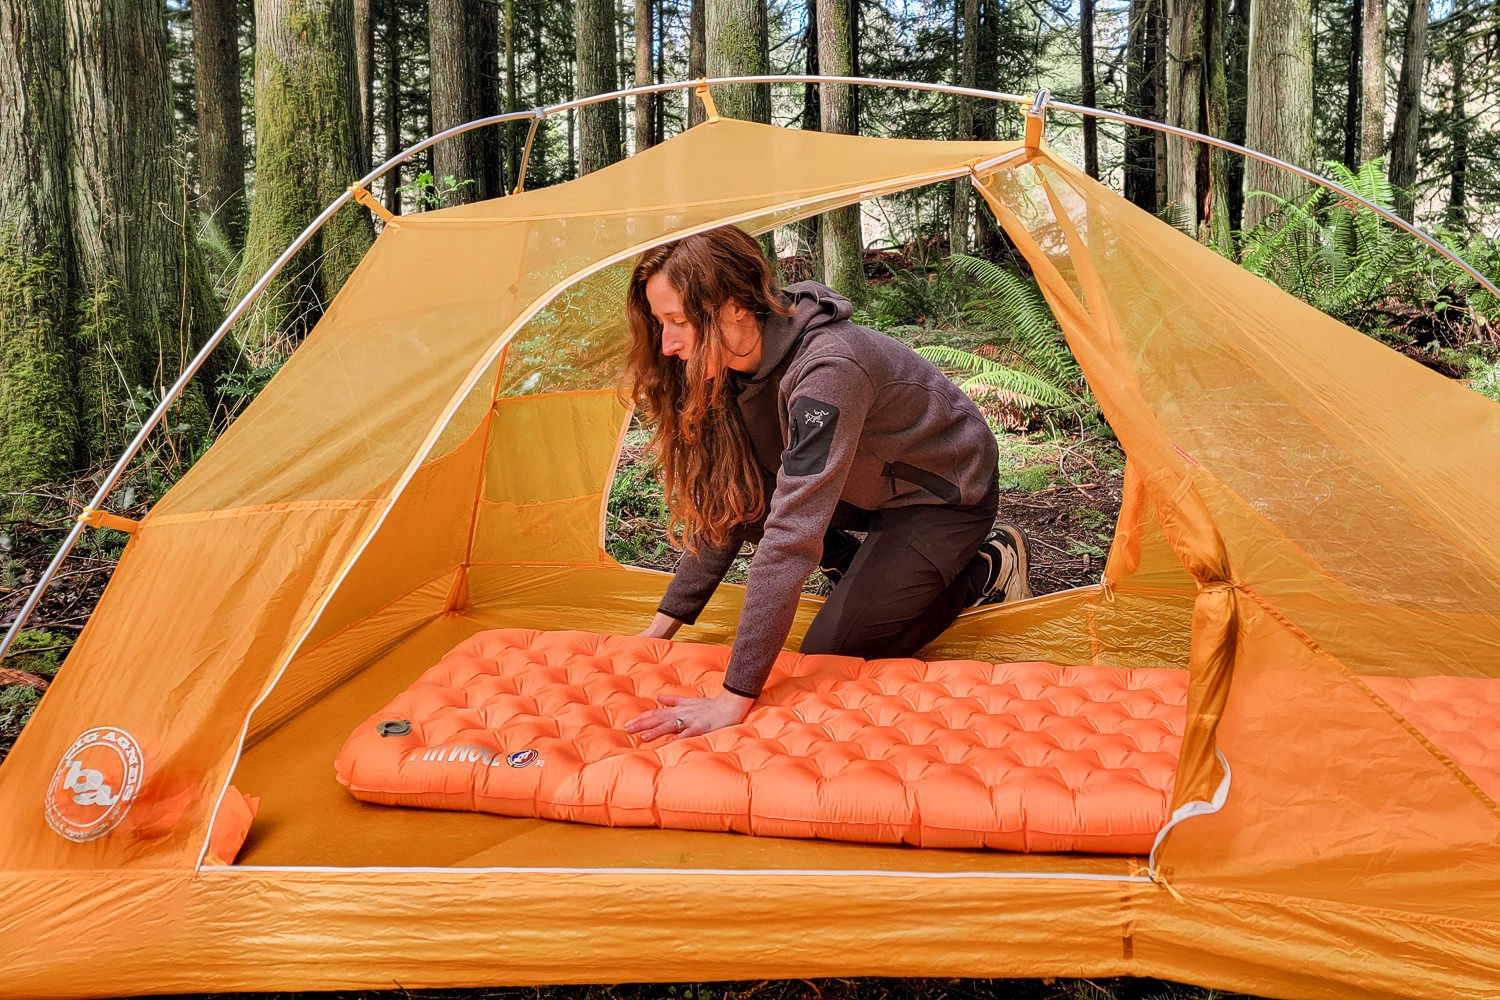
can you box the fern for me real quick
[1239,157,1422,326]
[903,253,1086,420]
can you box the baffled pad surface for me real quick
[336,630,1190,852]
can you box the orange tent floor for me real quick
[232,606,1141,878]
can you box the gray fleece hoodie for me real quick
[657,280,1000,697]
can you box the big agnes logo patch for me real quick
[44,727,145,843]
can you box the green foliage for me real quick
[1240,160,1419,329]
[1466,357,1500,404]
[214,356,286,422]
[0,685,40,732]
[605,431,674,570]
[4,629,69,678]
[1423,228,1500,331]
[195,214,244,302]
[886,254,1087,424]
[1444,343,1500,404]
[398,171,478,212]
[1240,159,1500,352]
[118,384,216,503]
[859,257,969,333]
[502,265,632,397]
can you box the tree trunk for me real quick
[973,0,1001,253]
[1359,0,1386,164]
[817,0,863,305]
[1203,0,1233,248]
[797,0,821,269]
[577,0,622,173]
[635,0,654,152]
[951,0,978,250]
[1224,0,1250,231]
[1081,0,1098,178]
[705,0,769,124]
[1446,32,1466,227]
[687,0,706,127]
[0,0,78,486]
[354,0,374,174]
[236,0,372,345]
[1152,0,1168,211]
[1166,0,1236,245]
[504,0,519,185]
[1165,0,1206,232]
[380,0,401,210]
[193,0,247,247]
[67,0,229,463]
[1242,0,1313,230]
[848,0,860,130]
[533,0,548,180]
[1125,0,1161,211]
[652,0,665,144]
[429,0,484,202]
[474,0,503,196]
[1342,0,1362,169]
[1389,0,1426,220]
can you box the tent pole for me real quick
[1041,96,1500,300]
[5,76,1493,662]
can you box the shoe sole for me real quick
[995,522,1034,603]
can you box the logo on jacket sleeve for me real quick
[783,396,840,476]
[45,727,145,843]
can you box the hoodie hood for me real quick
[737,280,854,384]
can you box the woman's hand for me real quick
[624,690,754,741]
[636,611,684,640]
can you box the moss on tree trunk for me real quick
[236,0,372,346]
[2,0,229,489]
[706,0,769,124]
[0,0,77,487]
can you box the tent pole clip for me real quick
[77,508,139,535]
[348,183,398,226]
[1025,88,1050,149]
[694,80,720,124]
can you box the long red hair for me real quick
[623,226,792,555]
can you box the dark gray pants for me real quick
[797,474,1000,659]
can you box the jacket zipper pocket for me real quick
[882,461,963,504]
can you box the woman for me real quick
[621,225,1031,742]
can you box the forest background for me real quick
[1,0,1497,997]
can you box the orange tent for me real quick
[2,107,1498,1000]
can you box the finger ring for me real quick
[675,717,685,732]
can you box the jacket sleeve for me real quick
[655,532,746,626]
[722,357,874,698]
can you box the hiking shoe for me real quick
[968,522,1034,607]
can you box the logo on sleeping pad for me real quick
[45,727,145,843]
[406,744,543,768]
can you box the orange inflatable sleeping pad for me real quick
[335,629,1189,853]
